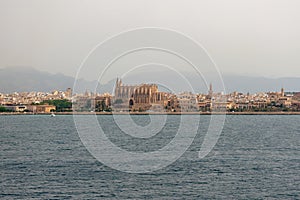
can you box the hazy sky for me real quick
[1,0,300,80]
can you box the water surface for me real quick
[1,115,299,199]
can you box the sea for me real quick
[1,115,299,199]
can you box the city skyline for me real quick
[1,78,300,113]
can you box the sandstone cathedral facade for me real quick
[113,78,167,111]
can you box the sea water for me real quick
[1,115,299,199]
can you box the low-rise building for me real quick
[3,105,27,112]
[27,105,56,113]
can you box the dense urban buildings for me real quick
[1,79,300,113]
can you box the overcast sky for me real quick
[1,0,300,80]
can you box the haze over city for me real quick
[1,0,300,83]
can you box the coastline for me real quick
[1,111,300,115]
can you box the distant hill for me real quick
[0,67,97,93]
[0,67,299,94]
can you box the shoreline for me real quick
[1,111,300,115]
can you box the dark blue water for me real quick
[1,115,299,199]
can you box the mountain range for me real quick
[0,67,96,93]
[0,67,299,94]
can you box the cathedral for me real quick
[114,78,136,100]
[113,78,167,111]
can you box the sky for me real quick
[0,0,300,81]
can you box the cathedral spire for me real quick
[281,87,284,97]
[115,77,122,87]
[208,83,213,96]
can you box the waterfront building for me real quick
[278,96,292,108]
[3,105,27,112]
[177,92,198,112]
[94,93,112,112]
[165,95,179,112]
[26,104,56,113]
[72,95,93,112]
[113,78,167,111]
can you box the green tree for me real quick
[0,106,7,112]
[41,99,72,112]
